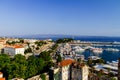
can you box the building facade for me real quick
[118,58,120,80]
[49,59,89,80]
[71,63,89,80]
[4,45,24,56]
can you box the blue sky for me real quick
[0,0,120,36]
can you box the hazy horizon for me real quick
[0,0,120,36]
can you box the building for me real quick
[71,62,89,80]
[49,67,61,80]
[118,58,120,80]
[59,59,73,80]
[0,72,5,80]
[49,59,89,80]
[4,45,24,56]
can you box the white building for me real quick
[4,45,24,56]
[60,59,73,80]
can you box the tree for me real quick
[111,77,117,80]
[26,55,45,78]
[39,51,51,61]
[24,47,32,54]
[36,46,39,50]
[13,54,26,64]
[19,39,24,43]
[40,74,46,80]
[56,38,73,43]
[87,59,93,66]
[0,54,10,70]
[57,54,62,63]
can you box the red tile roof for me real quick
[60,59,74,67]
[0,72,2,74]
[0,78,5,80]
[13,45,23,49]
[5,45,23,49]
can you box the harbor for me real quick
[57,41,120,62]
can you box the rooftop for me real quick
[60,59,74,67]
[5,45,24,49]
[0,78,5,80]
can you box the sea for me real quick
[17,35,120,62]
[73,36,120,62]
[48,36,120,62]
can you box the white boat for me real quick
[73,46,85,53]
[88,56,101,60]
[105,48,119,52]
[91,48,103,53]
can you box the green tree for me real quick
[39,51,51,61]
[57,54,62,63]
[40,74,46,80]
[0,54,10,70]
[87,59,93,66]
[19,39,24,43]
[111,77,117,80]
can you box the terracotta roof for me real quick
[0,78,5,80]
[5,45,23,49]
[0,72,2,74]
[60,59,74,67]
[13,45,23,49]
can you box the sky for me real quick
[0,0,120,36]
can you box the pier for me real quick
[69,41,119,46]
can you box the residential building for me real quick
[60,59,73,80]
[4,45,24,56]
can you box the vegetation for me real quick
[6,39,24,45]
[24,47,32,54]
[35,41,47,47]
[0,52,53,79]
[87,59,105,66]
[40,74,46,80]
[56,54,62,63]
[56,38,73,43]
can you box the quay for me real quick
[70,41,120,46]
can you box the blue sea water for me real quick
[35,36,120,62]
[82,46,120,62]
[41,36,120,62]
[70,36,120,62]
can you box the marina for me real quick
[70,41,120,62]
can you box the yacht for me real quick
[91,48,103,53]
[105,48,119,52]
[88,56,101,60]
[73,46,85,53]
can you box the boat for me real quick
[91,48,103,53]
[105,48,119,52]
[73,46,85,53]
[88,56,101,60]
